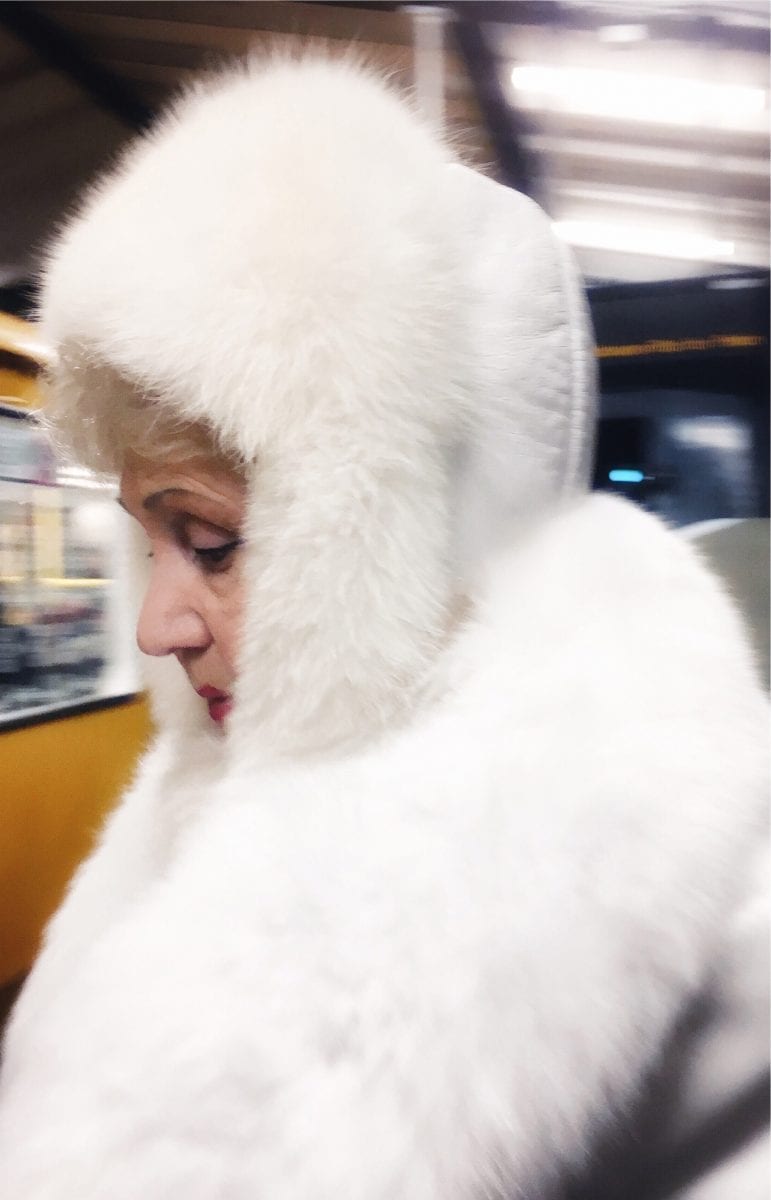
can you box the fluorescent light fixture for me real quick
[672,419,750,452]
[609,469,644,483]
[598,24,648,43]
[510,64,767,129]
[528,132,768,176]
[708,276,767,290]
[56,464,105,489]
[554,219,735,262]
[719,11,771,28]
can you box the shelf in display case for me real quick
[0,408,139,728]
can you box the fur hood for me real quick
[39,58,595,759]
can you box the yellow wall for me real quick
[0,317,152,986]
[0,698,152,985]
[0,367,40,408]
[0,310,47,410]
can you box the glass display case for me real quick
[0,406,139,727]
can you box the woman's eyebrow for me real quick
[117,489,241,527]
[142,488,189,512]
[116,488,188,514]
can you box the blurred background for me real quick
[0,0,768,1018]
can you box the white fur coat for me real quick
[0,60,766,1198]
[0,494,766,1198]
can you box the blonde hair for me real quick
[41,356,246,479]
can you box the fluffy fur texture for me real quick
[0,60,766,1198]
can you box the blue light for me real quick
[609,469,644,484]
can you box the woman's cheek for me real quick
[211,576,248,677]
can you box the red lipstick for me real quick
[196,685,233,725]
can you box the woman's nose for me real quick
[136,557,211,658]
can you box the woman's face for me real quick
[119,451,247,727]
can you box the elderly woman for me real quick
[0,60,766,1200]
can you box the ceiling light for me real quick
[672,419,750,452]
[598,24,648,43]
[56,464,105,489]
[510,64,767,130]
[554,219,735,261]
[707,276,767,290]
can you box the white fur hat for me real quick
[39,58,596,755]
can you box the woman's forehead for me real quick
[120,451,247,515]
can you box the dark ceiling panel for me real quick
[0,1,151,127]
[39,1,416,46]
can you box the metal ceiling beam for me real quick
[446,3,540,201]
[0,1,154,131]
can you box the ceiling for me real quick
[0,0,768,300]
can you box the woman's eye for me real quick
[172,515,244,572]
[191,538,243,572]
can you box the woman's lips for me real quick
[196,685,233,725]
